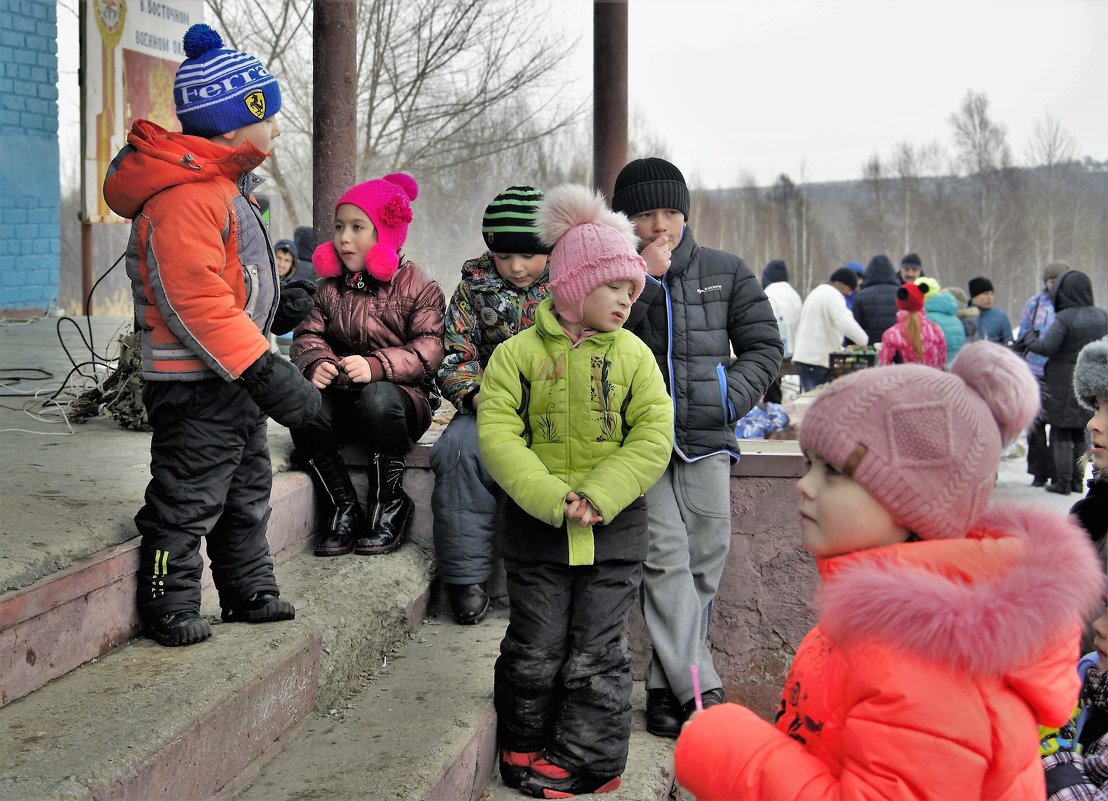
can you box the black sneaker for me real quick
[145,610,212,647]
[646,687,683,738]
[518,758,621,797]
[447,582,490,625]
[221,592,296,623]
[683,687,726,717]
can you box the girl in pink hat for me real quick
[289,173,445,557]
[674,341,1105,801]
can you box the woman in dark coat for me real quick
[1024,270,1108,495]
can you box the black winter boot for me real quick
[307,453,364,556]
[357,453,412,555]
[144,610,212,647]
[1048,439,1075,496]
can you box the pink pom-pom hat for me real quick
[798,341,1040,540]
[312,172,419,282]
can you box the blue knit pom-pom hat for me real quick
[173,24,281,138]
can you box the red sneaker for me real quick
[499,748,540,789]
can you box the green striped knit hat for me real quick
[481,186,551,255]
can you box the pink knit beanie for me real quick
[538,184,646,324]
[312,173,419,282]
[798,341,1039,540]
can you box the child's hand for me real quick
[470,391,481,411]
[641,235,672,277]
[310,361,339,389]
[564,491,603,527]
[1093,611,1108,670]
[339,355,373,383]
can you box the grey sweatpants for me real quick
[429,413,500,585]
[641,453,731,704]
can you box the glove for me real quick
[271,278,318,335]
[239,350,321,428]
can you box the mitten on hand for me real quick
[239,350,321,428]
[271,278,318,335]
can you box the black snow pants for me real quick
[495,554,642,777]
[135,379,279,619]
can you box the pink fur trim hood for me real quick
[819,502,1105,678]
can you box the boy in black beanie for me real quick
[612,157,783,737]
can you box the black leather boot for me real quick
[356,453,412,555]
[306,453,363,556]
[1048,439,1075,496]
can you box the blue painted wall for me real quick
[0,0,59,314]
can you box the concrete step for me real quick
[0,517,437,801]
[231,607,679,801]
[0,467,316,709]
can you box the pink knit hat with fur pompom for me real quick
[312,173,419,282]
[538,185,646,324]
[798,341,1039,540]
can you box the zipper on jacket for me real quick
[716,363,734,426]
[244,264,260,316]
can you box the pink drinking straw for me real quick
[690,664,703,712]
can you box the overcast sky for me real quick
[57,0,1107,189]
[553,0,1108,187]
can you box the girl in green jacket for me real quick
[477,185,673,797]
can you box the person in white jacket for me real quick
[793,266,869,392]
[761,260,803,403]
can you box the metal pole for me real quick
[313,0,358,249]
[593,0,628,200]
[81,220,93,315]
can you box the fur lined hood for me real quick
[819,502,1104,680]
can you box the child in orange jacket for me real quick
[674,341,1105,801]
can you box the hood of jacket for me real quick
[103,120,267,220]
[462,252,549,294]
[924,289,959,317]
[761,259,789,288]
[294,226,315,263]
[817,503,1104,717]
[274,238,295,255]
[862,254,898,287]
[1051,270,1095,312]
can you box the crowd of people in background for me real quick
[102,21,1107,800]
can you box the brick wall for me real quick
[0,0,59,315]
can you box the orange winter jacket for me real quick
[674,503,1106,801]
[103,119,277,381]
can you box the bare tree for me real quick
[1024,115,1078,263]
[948,91,1018,279]
[208,0,584,232]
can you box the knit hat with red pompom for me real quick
[538,184,647,324]
[312,173,419,282]
[895,281,929,313]
[799,341,1039,540]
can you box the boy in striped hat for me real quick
[431,186,552,625]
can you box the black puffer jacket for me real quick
[1025,270,1108,428]
[626,228,782,460]
[852,255,900,345]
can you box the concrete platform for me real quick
[0,313,1083,801]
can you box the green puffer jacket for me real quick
[477,297,674,565]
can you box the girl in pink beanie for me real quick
[289,174,446,558]
[674,341,1106,801]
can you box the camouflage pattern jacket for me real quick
[437,253,549,412]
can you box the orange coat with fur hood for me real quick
[674,503,1105,801]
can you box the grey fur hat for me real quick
[1073,338,1108,410]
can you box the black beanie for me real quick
[830,266,859,290]
[761,259,789,288]
[481,186,551,255]
[901,252,922,268]
[611,157,690,220]
[968,276,994,298]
